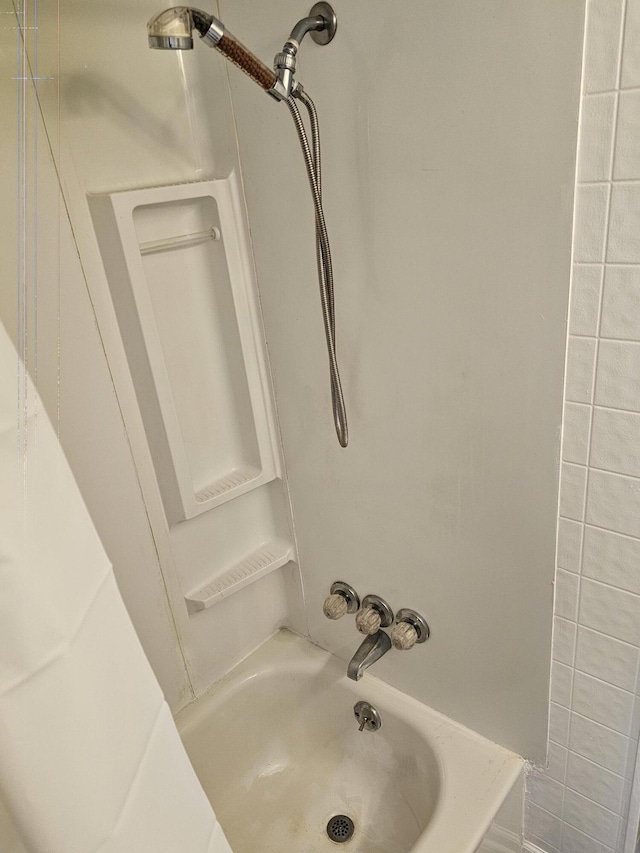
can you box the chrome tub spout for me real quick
[347,630,392,681]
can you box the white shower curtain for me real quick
[0,320,233,852]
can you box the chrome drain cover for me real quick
[326,814,355,843]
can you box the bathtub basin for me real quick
[176,630,522,853]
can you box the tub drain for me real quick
[326,814,355,843]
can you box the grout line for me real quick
[574,260,640,268]
[558,517,640,553]
[570,333,640,345]
[569,399,640,416]
[525,834,562,853]
[582,520,640,544]
[592,403,640,415]
[583,86,622,95]
[578,178,640,186]
[574,622,640,651]
[616,0,629,92]
[571,707,634,739]
[572,667,635,698]
[562,821,621,853]
[566,332,598,340]
[565,746,628,781]
[583,466,640,485]
[564,779,625,818]
[581,572,640,597]
[584,462,640,480]
[593,335,640,345]
[563,785,621,817]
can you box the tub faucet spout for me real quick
[347,630,392,681]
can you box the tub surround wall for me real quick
[5,0,305,707]
[525,0,640,851]
[222,0,584,761]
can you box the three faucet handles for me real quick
[323,581,430,648]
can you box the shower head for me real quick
[147,6,213,50]
[147,5,336,100]
[147,6,279,91]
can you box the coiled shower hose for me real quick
[286,89,348,448]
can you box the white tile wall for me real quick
[578,95,617,182]
[565,336,597,403]
[524,1,640,850]
[562,403,591,465]
[613,92,640,178]
[601,267,640,339]
[573,185,610,262]
[583,0,625,93]
[607,184,640,261]
[621,0,640,86]
[569,265,603,336]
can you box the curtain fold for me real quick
[0,322,232,853]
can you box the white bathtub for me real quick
[176,630,522,853]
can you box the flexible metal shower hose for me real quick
[286,90,348,448]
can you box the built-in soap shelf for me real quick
[194,465,261,504]
[89,175,280,522]
[185,539,295,613]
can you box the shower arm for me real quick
[270,9,334,101]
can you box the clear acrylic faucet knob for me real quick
[391,621,419,650]
[356,606,382,635]
[323,593,348,620]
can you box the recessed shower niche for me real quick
[90,176,280,523]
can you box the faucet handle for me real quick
[390,621,418,649]
[323,593,348,620]
[323,581,360,620]
[356,594,394,634]
[391,608,430,649]
[356,606,382,635]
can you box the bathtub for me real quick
[176,630,522,853]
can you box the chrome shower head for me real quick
[147,6,213,50]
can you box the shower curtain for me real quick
[0,320,232,852]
